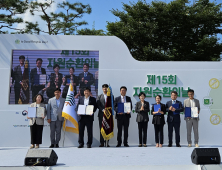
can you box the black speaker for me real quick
[191,148,221,165]
[24,149,58,166]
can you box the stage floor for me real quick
[0,145,221,170]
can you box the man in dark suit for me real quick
[76,87,97,148]
[97,84,114,147]
[166,91,183,147]
[30,58,46,102]
[62,67,79,97]
[13,55,25,104]
[78,63,94,96]
[114,86,132,147]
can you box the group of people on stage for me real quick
[12,55,97,104]
[27,83,200,149]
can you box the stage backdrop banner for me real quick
[0,34,221,146]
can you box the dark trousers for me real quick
[154,124,164,144]
[99,116,109,145]
[168,121,180,144]
[30,122,43,144]
[14,86,20,104]
[32,85,45,102]
[138,121,148,144]
[117,117,130,145]
[79,119,93,145]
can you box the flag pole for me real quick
[63,118,67,147]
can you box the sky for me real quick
[15,0,173,33]
[4,0,222,34]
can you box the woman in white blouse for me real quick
[27,94,46,149]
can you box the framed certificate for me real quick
[86,105,94,115]
[37,107,45,117]
[124,102,131,113]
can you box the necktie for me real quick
[122,97,125,103]
[173,100,175,104]
[84,72,87,77]
[38,68,40,74]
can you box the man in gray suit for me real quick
[183,89,200,148]
[47,88,65,148]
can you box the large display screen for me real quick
[9,50,99,104]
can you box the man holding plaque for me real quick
[47,88,65,148]
[166,91,183,147]
[76,87,97,148]
[114,86,132,147]
[30,58,46,102]
[183,89,200,147]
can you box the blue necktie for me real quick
[84,72,87,77]
[173,100,175,104]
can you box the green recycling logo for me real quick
[15,39,20,44]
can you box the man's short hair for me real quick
[138,92,146,98]
[19,55,25,60]
[84,87,91,92]
[36,58,43,63]
[83,63,89,68]
[69,67,75,72]
[187,89,194,93]
[53,64,60,70]
[120,86,127,91]
[46,88,55,98]
[171,91,178,95]
[54,88,61,92]
[33,94,44,103]
[102,84,109,88]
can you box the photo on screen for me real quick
[9,50,99,105]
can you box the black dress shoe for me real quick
[116,144,121,147]
[138,144,142,147]
[78,144,84,148]
[176,144,181,147]
[99,144,104,147]
[55,144,59,148]
[124,144,129,147]
[107,144,110,147]
[49,144,54,148]
[87,145,91,148]
[168,144,172,147]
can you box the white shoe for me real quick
[188,144,192,147]
[195,144,199,147]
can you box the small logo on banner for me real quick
[22,110,28,116]
[15,39,20,44]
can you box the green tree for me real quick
[0,0,29,34]
[107,0,222,61]
[24,0,91,35]
[77,28,106,35]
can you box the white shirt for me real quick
[190,99,195,107]
[121,95,126,103]
[37,67,42,74]
[103,93,107,103]
[84,72,88,77]
[172,100,176,104]
[20,65,24,74]
[84,96,90,105]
